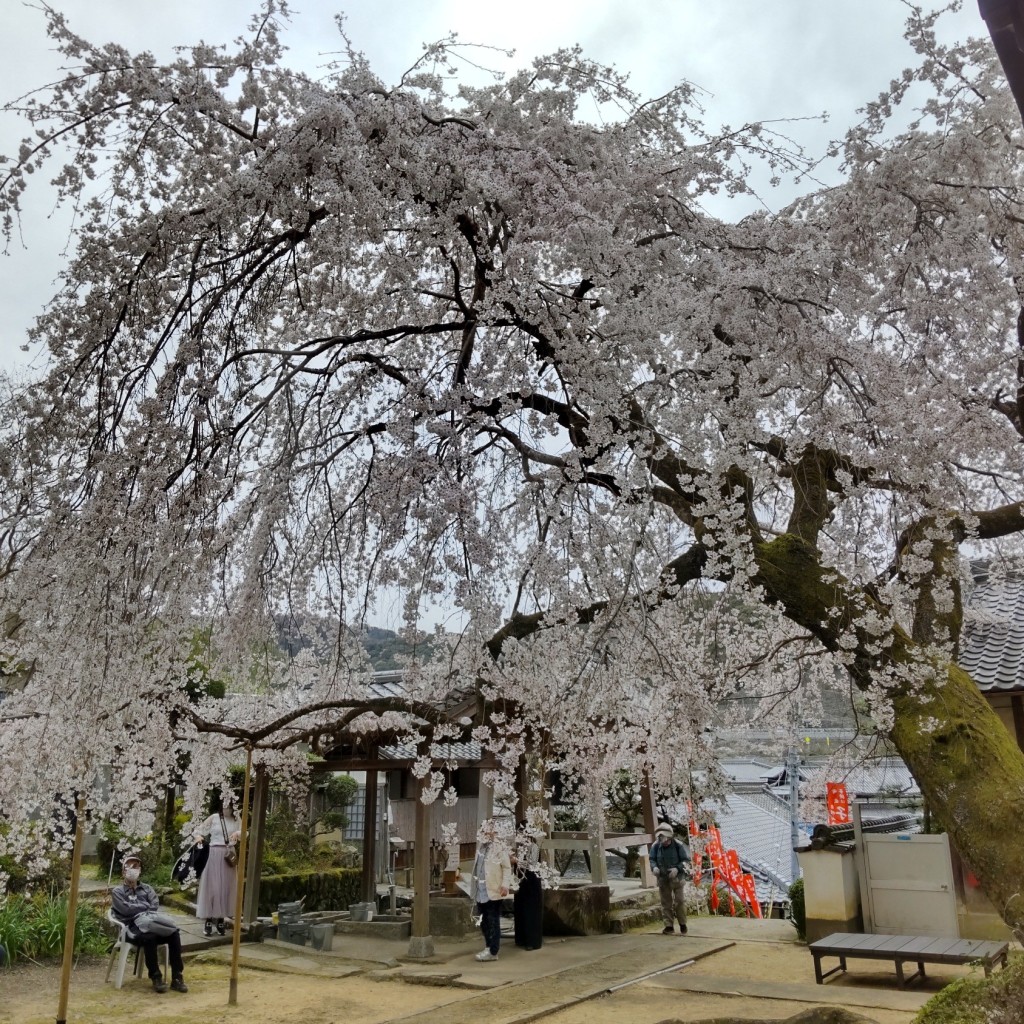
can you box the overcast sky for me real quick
[0,1,986,375]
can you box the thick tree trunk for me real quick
[755,533,1024,931]
[889,662,1024,930]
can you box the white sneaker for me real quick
[475,950,498,961]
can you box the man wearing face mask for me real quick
[649,822,691,935]
[110,853,188,993]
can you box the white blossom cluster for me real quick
[2,5,1024,898]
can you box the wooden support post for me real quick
[228,747,253,1006]
[514,754,528,825]
[479,769,494,822]
[362,769,378,904]
[242,764,269,926]
[407,771,434,958]
[589,779,608,886]
[55,795,86,1024]
[638,770,658,887]
[639,771,658,835]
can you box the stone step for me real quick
[607,904,664,934]
[608,889,661,912]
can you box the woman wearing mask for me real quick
[192,794,241,936]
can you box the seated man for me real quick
[110,853,188,993]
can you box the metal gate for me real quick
[858,826,958,937]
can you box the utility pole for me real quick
[787,747,801,883]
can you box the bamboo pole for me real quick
[228,746,253,1006]
[55,795,86,1024]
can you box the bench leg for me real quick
[813,955,847,985]
[895,960,925,988]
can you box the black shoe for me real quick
[661,926,674,934]
[679,924,688,934]
[216,918,226,935]
[151,974,168,993]
[203,920,213,936]
[170,976,189,993]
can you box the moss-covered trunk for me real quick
[755,533,1024,930]
[888,662,1024,929]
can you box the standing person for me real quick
[469,819,511,961]
[649,822,690,934]
[192,794,241,936]
[512,821,543,951]
[110,854,188,993]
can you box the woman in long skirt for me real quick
[512,826,543,951]
[193,797,241,936]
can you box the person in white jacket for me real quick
[469,819,511,961]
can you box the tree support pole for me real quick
[228,746,253,1006]
[55,795,86,1024]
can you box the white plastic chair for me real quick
[104,910,169,989]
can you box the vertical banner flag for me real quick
[826,782,851,826]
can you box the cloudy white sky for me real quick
[0,0,986,373]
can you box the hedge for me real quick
[257,868,362,915]
[788,876,806,941]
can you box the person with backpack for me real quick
[649,822,690,934]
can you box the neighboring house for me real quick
[695,758,919,911]
[959,567,1024,749]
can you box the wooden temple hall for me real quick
[235,671,658,957]
[238,671,521,957]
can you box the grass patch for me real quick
[0,893,108,965]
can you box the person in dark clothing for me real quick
[649,822,691,934]
[512,822,543,951]
[110,854,188,993]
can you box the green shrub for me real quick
[257,868,362,916]
[0,893,107,965]
[788,876,806,941]
[915,953,1024,1024]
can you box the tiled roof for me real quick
[710,792,797,902]
[960,576,1024,693]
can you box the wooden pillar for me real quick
[242,764,269,925]
[361,769,379,904]
[1011,695,1024,751]
[588,778,608,886]
[479,768,494,822]
[638,770,658,888]
[639,770,658,835]
[514,754,529,825]
[407,769,434,958]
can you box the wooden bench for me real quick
[809,932,1009,989]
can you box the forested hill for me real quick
[275,617,434,671]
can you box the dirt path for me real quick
[0,931,964,1024]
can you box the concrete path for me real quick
[382,933,732,1024]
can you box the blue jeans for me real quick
[476,899,502,955]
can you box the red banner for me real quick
[741,874,763,918]
[705,838,722,868]
[826,782,851,825]
[724,848,742,887]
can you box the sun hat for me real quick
[654,822,674,836]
